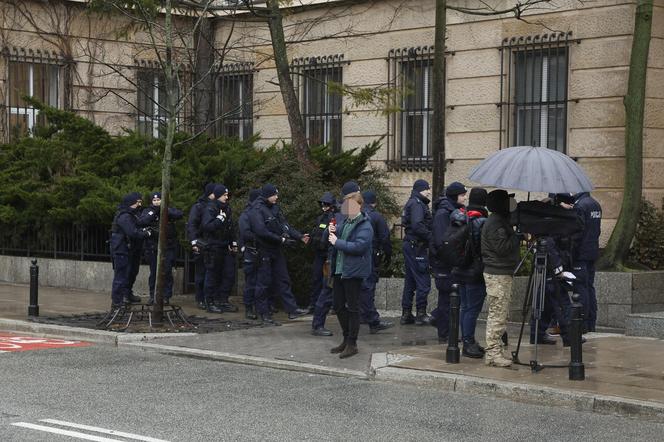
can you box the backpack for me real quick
[439,214,472,268]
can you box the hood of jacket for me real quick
[410,190,430,206]
[433,195,461,214]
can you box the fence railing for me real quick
[0,224,197,293]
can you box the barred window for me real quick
[217,63,253,140]
[292,55,344,154]
[4,48,65,140]
[500,33,571,152]
[387,46,434,171]
[136,70,167,138]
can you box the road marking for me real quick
[0,334,90,352]
[40,419,170,442]
[11,422,124,441]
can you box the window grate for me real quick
[216,62,254,140]
[386,46,434,171]
[292,54,345,154]
[2,46,70,141]
[500,32,572,152]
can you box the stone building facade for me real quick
[1,0,662,241]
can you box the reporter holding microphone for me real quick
[327,181,374,359]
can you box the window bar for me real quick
[499,45,504,149]
[562,33,570,153]
[506,38,513,148]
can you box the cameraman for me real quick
[481,190,520,368]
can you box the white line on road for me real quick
[40,419,170,442]
[11,422,124,441]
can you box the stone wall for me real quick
[0,256,186,297]
[376,271,664,329]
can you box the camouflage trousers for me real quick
[484,273,513,357]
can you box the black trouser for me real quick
[333,276,362,344]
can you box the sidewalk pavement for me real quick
[1,282,664,421]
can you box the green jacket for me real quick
[480,212,520,275]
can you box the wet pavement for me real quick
[2,282,664,409]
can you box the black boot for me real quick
[261,314,281,326]
[330,339,347,354]
[207,302,223,314]
[400,309,415,325]
[462,342,485,359]
[339,342,359,359]
[124,293,141,304]
[218,302,239,313]
[414,308,431,326]
[245,305,257,320]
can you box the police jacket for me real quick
[329,212,374,279]
[573,193,602,262]
[238,204,255,249]
[138,205,184,251]
[248,197,302,253]
[431,196,464,271]
[310,209,337,256]
[186,196,208,244]
[401,191,432,244]
[481,212,520,275]
[201,200,236,248]
[110,206,149,255]
[363,204,392,261]
[450,206,487,283]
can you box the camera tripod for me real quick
[512,238,569,372]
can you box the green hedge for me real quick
[0,105,400,302]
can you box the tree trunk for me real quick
[265,0,311,166]
[193,17,215,136]
[431,0,447,200]
[598,0,653,270]
[154,1,178,324]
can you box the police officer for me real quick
[309,192,338,312]
[110,192,150,308]
[249,183,309,325]
[571,192,602,332]
[201,184,239,314]
[400,179,433,326]
[310,192,338,336]
[430,181,467,340]
[187,183,216,310]
[239,189,261,320]
[360,190,394,333]
[138,192,184,305]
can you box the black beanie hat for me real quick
[249,189,261,202]
[151,191,161,200]
[486,189,510,214]
[204,183,216,196]
[412,179,430,193]
[362,190,377,205]
[468,188,487,207]
[122,192,142,207]
[445,181,467,197]
[262,184,279,198]
[213,184,228,199]
[341,181,360,197]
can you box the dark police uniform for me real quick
[138,196,183,303]
[187,193,211,307]
[238,190,261,319]
[201,199,237,312]
[309,192,337,311]
[360,202,392,329]
[430,195,464,337]
[572,192,602,332]
[248,192,305,321]
[400,189,433,322]
[110,194,150,307]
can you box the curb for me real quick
[123,341,369,380]
[0,318,197,345]
[372,362,664,422]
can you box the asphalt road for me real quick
[1,344,662,441]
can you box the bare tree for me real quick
[598,0,654,269]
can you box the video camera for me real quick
[512,200,583,238]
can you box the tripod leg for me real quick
[513,270,535,363]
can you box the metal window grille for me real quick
[387,46,434,171]
[500,33,572,152]
[292,54,345,154]
[135,60,191,138]
[216,62,254,140]
[3,47,69,141]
